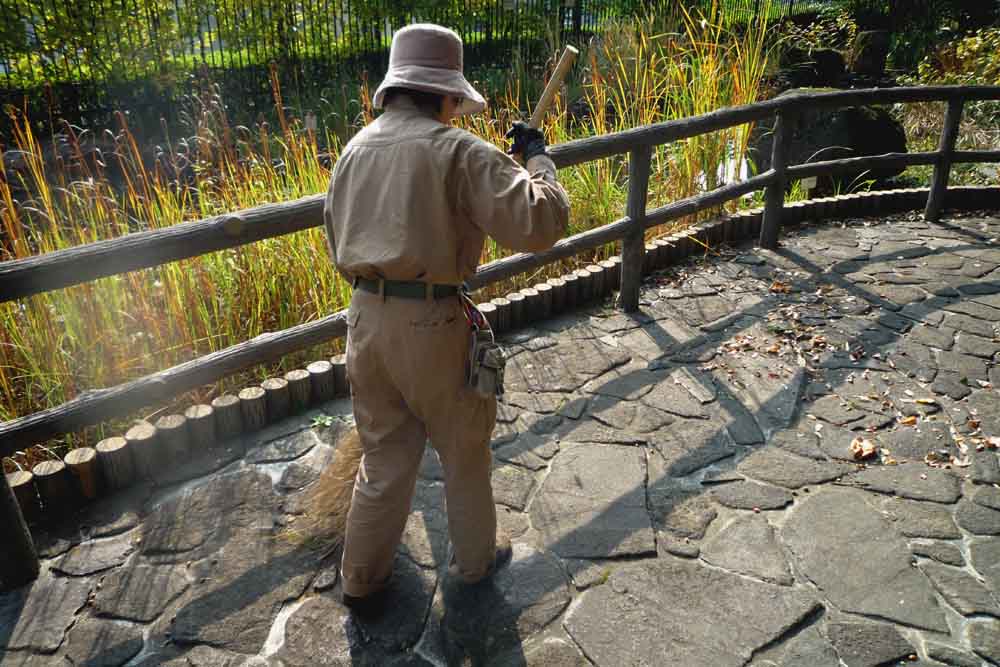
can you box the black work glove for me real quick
[505,121,547,162]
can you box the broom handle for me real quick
[528,45,579,129]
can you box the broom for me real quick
[291,45,579,550]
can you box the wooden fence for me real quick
[2,84,1000,589]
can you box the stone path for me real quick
[4,211,1000,666]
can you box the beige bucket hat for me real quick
[373,24,486,116]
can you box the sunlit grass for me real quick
[1,4,777,459]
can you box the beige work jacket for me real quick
[323,98,571,285]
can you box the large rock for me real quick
[530,443,655,558]
[564,558,818,666]
[849,30,891,76]
[750,89,907,193]
[781,486,948,632]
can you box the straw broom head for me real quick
[284,426,364,551]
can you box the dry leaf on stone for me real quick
[850,436,878,460]
[898,415,918,426]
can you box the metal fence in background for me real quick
[0,0,807,137]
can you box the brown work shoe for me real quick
[447,534,513,584]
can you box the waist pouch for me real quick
[461,296,506,399]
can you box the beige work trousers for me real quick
[340,288,498,597]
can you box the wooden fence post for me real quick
[924,98,964,222]
[1,470,39,591]
[621,144,652,312]
[760,110,790,249]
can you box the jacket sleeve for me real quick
[322,160,355,283]
[455,136,570,254]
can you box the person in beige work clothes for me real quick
[323,23,570,615]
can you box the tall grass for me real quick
[1,4,776,462]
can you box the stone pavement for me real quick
[3,211,1000,666]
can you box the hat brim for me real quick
[373,65,486,116]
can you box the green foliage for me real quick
[781,6,858,54]
[914,27,1000,86]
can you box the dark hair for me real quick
[383,87,445,114]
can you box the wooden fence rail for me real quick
[2,84,1000,589]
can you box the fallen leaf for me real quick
[898,415,918,426]
[915,398,937,405]
[850,436,878,460]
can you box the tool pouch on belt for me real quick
[462,296,506,399]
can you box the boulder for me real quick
[778,47,847,88]
[850,30,891,77]
[749,88,908,194]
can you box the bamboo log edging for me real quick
[96,437,135,490]
[0,311,348,457]
[64,447,100,500]
[6,470,38,522]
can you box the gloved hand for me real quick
[505,121,547,162]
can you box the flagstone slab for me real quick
[52,530,138,576]
[529,444,654,558]
[245,428,322,464]
[920,561,1000,617]
[169,529,316,654]
[63,615,144,667]
[825,621,914,667]
[840,462,962,504]
[781,486,948,632]
[968,619,1000,664]
[563,558,818,667]
[970,538,1000,594]
[955,498,1000,535]
[737,447,853,489]
[441,543,570,663]
[879,497,962,539]
[911,540,964,566]
[700,514,793,585]
[710,480,793,511]
[492,464,537,511]
[0,571,92,652]
[924,643,984,667]
[647,417,737,477]
[142,469,278,561]
[93,562,190,622]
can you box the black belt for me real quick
[353,277,462,300]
